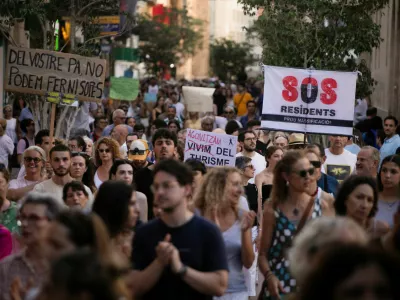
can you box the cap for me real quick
[129,139,149,161]
[288,133,308,146]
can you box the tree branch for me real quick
[77,0,105,16]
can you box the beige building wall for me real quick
[368,0,400,117]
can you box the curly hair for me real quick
[334,175,378,219]
[194,167,240,219]
[94,137,121,167]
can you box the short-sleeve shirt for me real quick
[132,215,228,300]
[0,201,18,234]
[233,92,252,116]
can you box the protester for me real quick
[234,84,253,117]
[201,116,214,132]
[82,136,93,156]
[126,132,139,152]
[67,136,86,153]
[0,193,63,300]
[109,159,148,222]
[177,129,187,145]
[324,135,357,182]
[131,160,228,299]
[335,175,389,237]
[255,146,283,203]
[129,139,151,175]
[288,217,368,286]
[184,112,202,130]
[356,145,380,177]
[0,118,15,168]
[92,116,108,142]
[258,151,329,299]
[93,137,121,189]
[135,129,177,220]
[345,136,361,155]
[236,130,266,183]
[8,147,46,201]
[62,181,90,210]
[273,133,288,148]
[3,104,20,146]
[236,157,258,219]
[92,181,139,256]
[17,119,35,165]
[240,100,259,128]
[184,158,207,196]
[380,116,400,164]
[125,116,136,129]
[152,96,166,121]
[168,119,181,134]
[0,225,12,260]
[164,105,183,128]
[36,250,130,300]
[0,165,18,233]
[102,109,133,136]
[297,245,400,300]
[33,144,93,207]
[376,155,400,228]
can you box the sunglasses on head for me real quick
[24,157,42,164]
[309,160,321,168]
[98,148,111,153]
[294,167,315,178]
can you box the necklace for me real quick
[382,200,399,211]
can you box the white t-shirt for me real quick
[33,178,94,209]
[0,135,14,168]
[324,148,357,182]
[148,84,159,95]
[174,102,185,119]
[236,151,266,184]
[9,177,40,189]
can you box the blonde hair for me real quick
[288,217,368,282]
[22,146,47,177]
[270,150,305,205]
[94,137,121,166]
[195,167,240,219]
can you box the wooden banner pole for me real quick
[49,103,57,140]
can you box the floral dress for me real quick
[261,190,322,299]
[0,201,19,234]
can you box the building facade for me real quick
[367,0,400,117]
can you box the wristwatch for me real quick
[176,264,188,278]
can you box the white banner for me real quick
[262,66,357,135]
[184,129,237,167]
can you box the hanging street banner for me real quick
[261,65,357,136]
[5,46,107,102]
[184,129,237,167]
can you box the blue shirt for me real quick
[19,107,33,122]
[317,173,339,195]
[345,144,361,155]
[380,134,400,165]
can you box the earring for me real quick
[286,181,289,186]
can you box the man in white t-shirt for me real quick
[236,130,266,183]
[33,144,93,209]
[324,135,357,182]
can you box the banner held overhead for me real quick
[5,46,107,102]
[261,65,357,136]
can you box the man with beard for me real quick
[323,135,357,183]
[235,130,266,183]
[34,144,93,206]
[135,129,177,220]
[130,160,228,299]
[355,146,380,178]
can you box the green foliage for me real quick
[210,38,255,81]
[238,0,389,98]
[135,8,203,76]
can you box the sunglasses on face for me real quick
[293,167,315,178]
[98,149,111,153]
[24,157,42,164]
[129,149,146,155]
[310,160,322,168]
[245,165,255,170]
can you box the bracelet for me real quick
[263,269,272,278]
[265,272,275,282]
[176,264,187,278]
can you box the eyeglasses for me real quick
[24,157,42,164]
[245,165,255,170]
[293,167,315,178]
[245,138,257,142]
[17,214,48,224]
[98,148,111,153]
[150,181,179,193]
[309,161,322,168]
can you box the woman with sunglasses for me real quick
[258,150,330,300]
[255,146,284,205]
[93,137,121,189]
[335,175,389,238]
[8,146,46,201]
[0,165,18,233]
[375,155,400,228]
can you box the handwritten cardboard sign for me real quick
[5,46,107,102]
[182,86,214,112]
[184,129,237,167]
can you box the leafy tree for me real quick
[210,38,255,81]
[238,0,388,98]
[134,8,203,76]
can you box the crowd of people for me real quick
[0,78,399,300]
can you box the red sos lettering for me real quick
[281,76,337,105]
